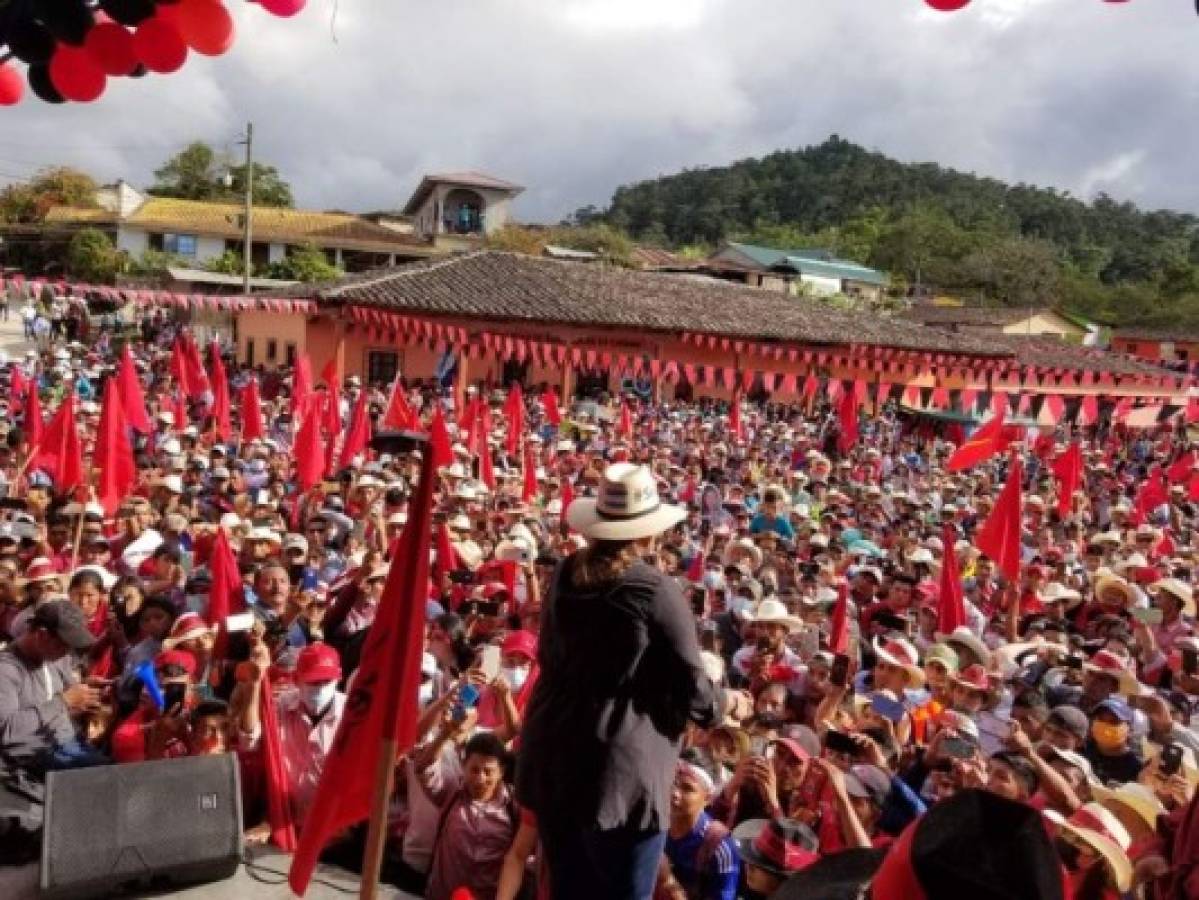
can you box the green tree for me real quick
[0,166,97,223]
[149,141,295,207]
[206,249,246,276]
[66,228,122,282]
[959,237,1061,308]
[267,244,342,283]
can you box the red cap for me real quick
[770,737,811,764]
[154,649,197,677]
[295,642,342,684]
[501,629,538,661]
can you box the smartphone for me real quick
[830,653,851,688]
[448,569,475,585]
[0,497,27,511]
[1184,648,1198,677]
[877,612,910,634]
[941,735,977,760]
[462,600,501,618]
[1160,743,1185,777]
[162,682,188,712]
[797,626,820,661]
[824,729,861,757]
[226,612,255,633]
[479,645,501,682]
[1065,656,1084,670]
[1132,607,1165,626]
[452,682,482,722]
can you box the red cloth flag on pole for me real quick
[287,448,437,896]
[542,389,562,428]
[258,672,298,852]
[291,355,313,416]
[559,478,574,529]
[381,377,416,430]
[181,334,209,398]
[240,379,265,443]
[31,396,83,491]
[1134,467,1169,525]
[619,398,633,439]
[504,384,525,456]
[1168,451,1196,483]
[975,453,1024,582]
[171,392,188,432]
[319,356,340,390]
[522,442,539,504]
[1052,442,1083,517]
[117,345,152,433]
[294,408,325,491]
[686,549,705,583]
[837,387,858,453]
[946,405,1007,472]
[169,337,192,397]
[428,404,453,471]
[337,390,371,470]
[209,343,232,442]
[937,524,967,634]
[9,366,25,408]
[433,524,460,588]
[24,380,43,453]
[93,380,136,516]
[828,581,850,655]
[729,392,744,441]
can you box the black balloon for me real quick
[98,0,156,27]
[6,17,56,64]
[128,63,148,78]
[27,63,65,103]
[32,0,95,46]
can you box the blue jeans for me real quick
[540,823,666,900]
[38,739,110,772]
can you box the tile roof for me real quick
[717,242,886,285]
[43,207,118,226]
[272,250,1004,354]
[988,334,1166,377]
[1114,327,1199,343]
[631,246,702,270]
[46,199,433,255]
[899,306,1064,327]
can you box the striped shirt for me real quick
[664,811,740,900]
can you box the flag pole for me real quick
[359,737,397,900]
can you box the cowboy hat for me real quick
[1148,577,1196,617]
[872,636,926,688]
[1089,781,1164,845]
[1094,573,1136,608]
[1083,649,1145,698]
[1045,803,1133,893]
[1041,581,1084,610]
[747,598,804,633]
[565,463,685,541]
[935,626,992,670]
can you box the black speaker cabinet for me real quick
[40,754,243,899]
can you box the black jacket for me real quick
[517,558,722,832]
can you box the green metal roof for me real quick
[723,242,886,286]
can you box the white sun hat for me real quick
[566,463,686,541]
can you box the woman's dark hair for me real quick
[570,539,641,589]
[191,699,230,721]
[68,569,106,594]
[138,596,177,624]
[435,612,475,673]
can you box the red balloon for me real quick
[0,64,24,106]
[925,0,971,9]
[176,0,235,56]
[49,45,107,102]
[258,0,307,18]
[133,16,188,73]
[85,21,138,76]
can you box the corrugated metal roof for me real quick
[720,242,885,285]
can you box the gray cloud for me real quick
[1,0,1195,222]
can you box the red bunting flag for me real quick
[31,396,83,491]
[504,383,525,456]
[428,404,453,471]
[93,380,136,516]
[293,408,326,492]
[208,343,232,442]
[117,345,152,433]
[24,380,43,454]
[381,376,416,431]
[337,390,371,470]
[937,524,967,634]
[288,448,436,895]
[946,404,1007,472]
[1052,442,1083,518]
[240,379,265,443]
[975,454,1024,582]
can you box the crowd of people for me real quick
[0,307,1198,900]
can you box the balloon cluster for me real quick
[0,0,307,107]
[924,0,1136,9]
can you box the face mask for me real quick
[419,682,434,707]
[503,665,530,691]
[1090,720,1129,751]
[703,571,725,591]
[731,596,753,616]
[300,682,337,716]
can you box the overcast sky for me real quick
[2,0,1197,223]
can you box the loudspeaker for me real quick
[40,754,243,899]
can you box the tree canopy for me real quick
[0,167,98,224]
[596,136,1199,328]
[149,141,294,208]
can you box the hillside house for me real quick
[901,305,1092,343]
[705,242,887,302]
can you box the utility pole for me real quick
[240,122,253,296]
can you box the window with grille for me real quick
[366,350,400,386]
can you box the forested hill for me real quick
[591,136,1199,328]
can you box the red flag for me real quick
[240,379,265,443]
[428,404,453,470]
[559,478,574,529]
[477,425,496,491]
[24,380,43,453]
[828,580,850,655]
[504,384,525,456]
[837,387,858,453]
[31,396,83,491]
[319,356,340,391]
[117,345,151,433]
[975,454,1024,582]
[9,366,25,408]
[729,392,743,441]
[946,406,1007,472]
[381,376,416,430]
[937,524,966,634]
[182,334,209,398]
[337,390,371,470]
[294,408,326,491]
[619,398,633,439]
[209,343,232,442]
[1156,529,1177,559]
[169,337,192,397]
[323,387,342,439]
[542,389,562,428]
[291,354,313,416]
[259,672,298,852]
[288,449,437,895]
[1168,451,1196,483]
[1135,468,1168,523]
[686,550,705,582]
[433,524,460,587]
[1032,431,1055,460]
[171,391,188,432]
[206,528,244,628]
[522,442,539,504]
[1051,442,1083,518]
[93,380,135,516]
[680,476,698,504]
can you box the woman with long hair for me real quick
[518,463,725,900]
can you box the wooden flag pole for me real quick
[358,736,397,900]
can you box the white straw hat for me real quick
[565,463,686,541]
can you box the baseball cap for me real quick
[1048,705,1089,740]
[295,643,342,685]
[844,764,891,808]
[1094,697,1133,724]
[31,599,96,650]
